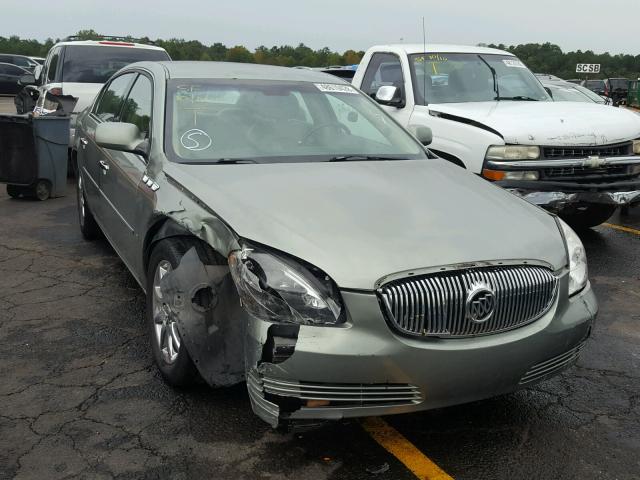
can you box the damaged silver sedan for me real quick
[74,61,598,428]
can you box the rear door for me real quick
[78,72,136,226]
[99,72,153,273]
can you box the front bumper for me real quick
[487,156,640,211]
[246,277,597,427]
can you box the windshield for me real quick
[547,84,594,103]
[409,53,550,104]
[574,84,605,103]
[62,45,170,83]
[165,80,427,164]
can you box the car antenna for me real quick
[422,16,428,106]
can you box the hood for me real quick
[428,101,640,146]
[60,82,102,113]
[164,159,566,290]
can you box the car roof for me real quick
[367,44,514,56]
[152,61,350,82]
[52,40,166,51]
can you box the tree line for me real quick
[0,30,363,67]
[2,31,639,79]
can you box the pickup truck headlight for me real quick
[229,244,343,325]
[633,139,640,155]
[486,145,540,160]
[558,219,588,296]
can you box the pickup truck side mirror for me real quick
[409,125,433,146]
[375,85,405,108]
[18,74,37,86]
[95,122,148,157]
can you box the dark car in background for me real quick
[604,78,629,106]
[0,62,30,95]
[0,53,39,72]
[582,79,606,96]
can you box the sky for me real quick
[1,0,638,55]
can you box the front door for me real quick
[99,73,154,275]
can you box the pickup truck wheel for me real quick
[76,174,101,240]
[562,205,617,230]
[146,238,200,387]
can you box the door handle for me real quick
[80,137,88,149]
[98,160,110,172]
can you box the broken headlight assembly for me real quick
[228,243,344,326]
[558,219,588,296]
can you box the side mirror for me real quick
[33,64,43,81]
[544,87,554,98]
[375,85,404,107]
[409,124,433,146]
[95,123,147,156]
[18,74,36,86]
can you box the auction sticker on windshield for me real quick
[315,83,358,94]
[503,59,526,68]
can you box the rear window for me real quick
[61,45,169,83]
[609,79,628,89]
[585,80,604,89]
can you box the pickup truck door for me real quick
[98,73,154,277]
[358,52,414,127]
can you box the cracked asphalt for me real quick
[0,180,638,480]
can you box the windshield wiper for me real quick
[496,96,540,101]
[328,155,405,162]
[213,158,258,164]
[477,55,500,101]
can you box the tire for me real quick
[146,237,203,387]
[561,205,617,230]
[76,173,101,240]
[32,180,51,201]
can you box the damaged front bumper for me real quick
[245,279,597,428]
[486,156,640,212]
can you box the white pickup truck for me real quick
[352,44,640,228]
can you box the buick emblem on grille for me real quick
[465,282,496,323]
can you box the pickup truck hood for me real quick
[164,160,566,290]
[61,83,102,113]
[428,101,640,146]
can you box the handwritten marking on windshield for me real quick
[180,129,213,151]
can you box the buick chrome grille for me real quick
[378,265,558,338]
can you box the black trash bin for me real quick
[0,113,70,200]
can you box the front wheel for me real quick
[561,205,617,230]
[146,238,201,387]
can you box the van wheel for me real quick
[562,205,617,230]
[76,173,101,240]
[146,238,201,387]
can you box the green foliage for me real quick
[485,42,640,79]
[0,32,364,68]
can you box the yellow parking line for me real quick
[361,417,454,480]
[603,223,640,236]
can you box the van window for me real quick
[62,45,169,83]
[47,49,60,83]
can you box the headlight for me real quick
[486,145,540,160]
[633,139,640,155]
[558,219,588,296]
[228,244,343,325]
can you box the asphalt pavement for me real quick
[0,181,638,479]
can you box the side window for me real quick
[360,53,404,98]
[93,73,136,122]
[120,75,153,138]
[5,65,25,76]
[46,48,60,83]
[13,57,31,68]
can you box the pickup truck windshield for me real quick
[62,45,170,83]
[165,79,427,164]
[409,53,550,104]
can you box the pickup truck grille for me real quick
[542,164,632,182]
[378,265,558,338]
[542,142,632,160]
